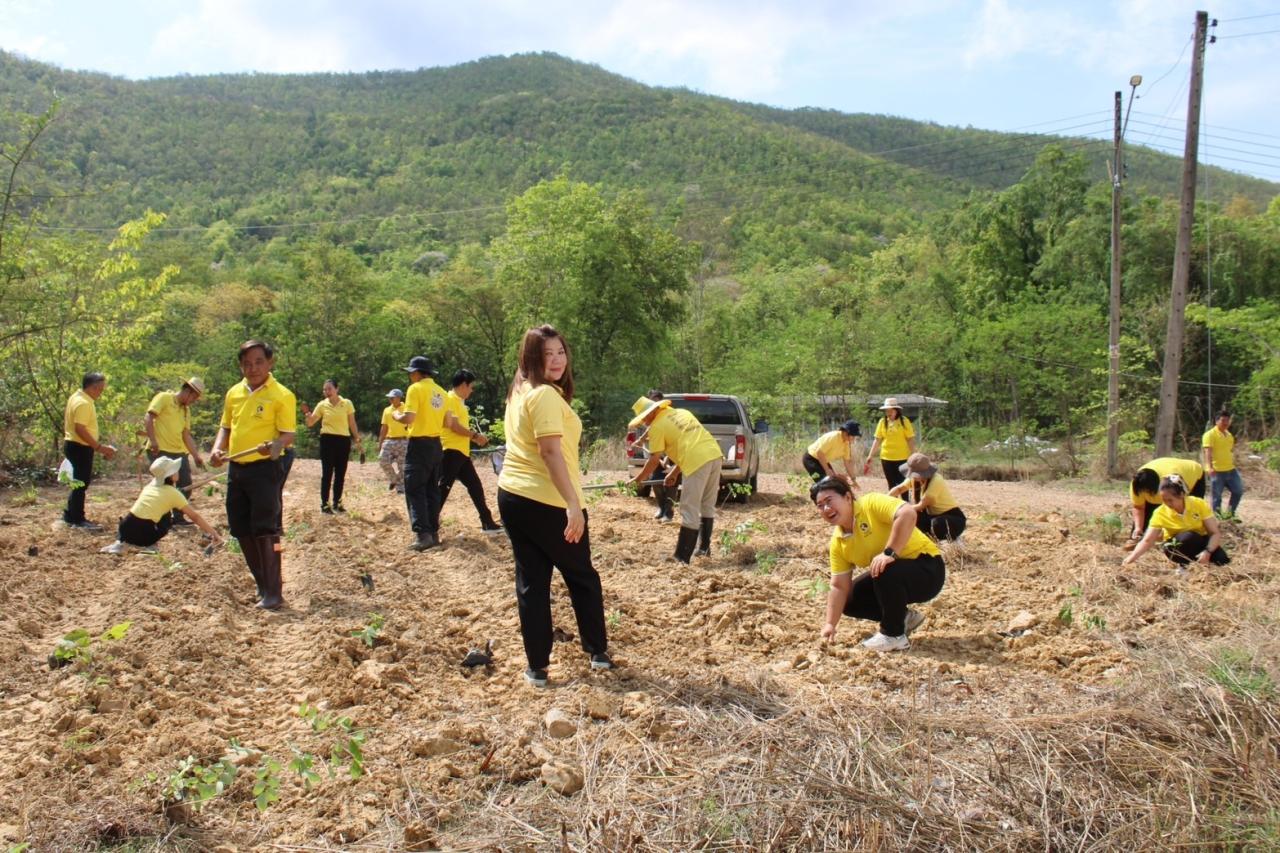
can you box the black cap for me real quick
[841,419,861,437]
[403,355,437,376]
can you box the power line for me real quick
[1217,11,1280,22]
[1132,110,1280,142]
[1215,28,1280,39]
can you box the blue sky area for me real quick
[3,0,1278,182]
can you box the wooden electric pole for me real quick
[1107,90,1123,477]
[1154,9,1208,456]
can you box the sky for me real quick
[2,0,1278,182]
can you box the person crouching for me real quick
[101,456,221,555]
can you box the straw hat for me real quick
[183,377,205,396]
[898,453,938,480]
[628,396,672,427]
[879,396,903,411]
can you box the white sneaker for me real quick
[100,541,126,555]
[861,632,910,652]
[904,609,926,636]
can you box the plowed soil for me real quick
[1,462,1277,850]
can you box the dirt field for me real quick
[1,462,1277,850]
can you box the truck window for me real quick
[669,399,742,426]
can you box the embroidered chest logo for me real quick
[431,393,444,409]
[858,521,871,535]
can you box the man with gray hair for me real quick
[62,371,117,531]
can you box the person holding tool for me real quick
[802,419,861,485]
[301,379,361,514]
[378,388,410,493]
[630,390,677,522]
[101,456,221,555]
[144,377,207,526]
[628,395,724,563]
[209,340,296,610]
[440,369,503,534]
[61,371,117,531]
[395,356,448,552]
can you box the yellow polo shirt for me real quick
[807,430,851,462]
[913,473,959,515]
[147,391,191,454]
[441,391,472,456]
[646,408,722,476]
[403,377,446,438]
[64,389,98,445]
[1149,495,1214,541]
[313,396,355,436]
[1130,457,1205,507]
[220,375,297,463]
[874,416,915,461]
[1201,427,1235,472]
[828,493,940,575]
[381,405,410,440]
[130,483,188,523]
[498,382,584,509]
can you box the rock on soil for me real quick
[540,761,584,795]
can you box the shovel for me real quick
[582,479,667,492]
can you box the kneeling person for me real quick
[102,457,220,555]
[889,453,965,541]
[1123,473,1228,569]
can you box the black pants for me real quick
[917,507,966,541]
[319,434,351,507]
[843,553,946,637]
[148,450,192,520]
[404,436,443,535]
[118,512,172,547]
[226,460,281,539]
[276,449,294,535]
[1165,531,1230,566]
[801,453,826,482]
[439,449,497,527]
[882,458,907,490]
[62,440,95,524]
[498,488,607,670]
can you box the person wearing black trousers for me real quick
[1123,473,1230,569]
[496,325,611,687]
[440,369,503,534]
[302,379,361,513]
[395,356,448,552]
[61,371,117,530]
[863,397,917,491]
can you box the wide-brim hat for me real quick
[628,396,671,427]
[183,377,205,396]
[841,419,861,437]
[879,396,903,411]
[386,388,404,398]
[149,456,183,484]
[899,452,937,480]
[403,356,437,376]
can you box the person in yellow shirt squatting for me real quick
[888,453,966,541]
[1202,408,1245,521]
[301,379,362,514]
[440,369,503,535]
[209,340,296,610]
[377,388,409,494]
[62,371,117,531]
[628,396,724,564]
[1125,456,1204,548]
[1122,473,1229,569]
[394,356,448,552]
[812,476,945,652]
[802,419,862,485]
[864,397,917,490]
[101,456,222,555]
[144,377,207,526]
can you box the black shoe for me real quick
[590,652,614,671]
[171,514,194,526]
[408,532,439,552]
[673,525,699,564]
[481,522,503,535]
[333,503,346,513]
[524,668,549,688]
[68,520,103,532]
[321,504,333,514]
[388,482,396,492]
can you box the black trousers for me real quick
[881,458,907,490]
[319,434,351,507]
[1165,531,1230,566]
[276,449,294,535]
[62,440,95,524]
[226,460,281,539]
[118,512,172,546]
[439,449,497,527]
[404,437,443,535]
[498,488,607,670]
[801,453,826,482]
[842,553,946,637]
[917,507,966,540]
[148,450,193,519]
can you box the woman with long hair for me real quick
[863,398,916,490]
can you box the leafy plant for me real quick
[805,577,831,600]
[288,746,323,790]
[1210,648,1276,700]
[252,757,283,811]
[606,609,623,629]
[329,723,367,780]
[754,551,779,575]
[12,486,37,507]
[57,468,85,490]
[350,613,385,648]
[1083,613,1107,631]
[158,755,239,812]
[1058,602,1075,626]
[719,519,763,554]
[50,621,132,670]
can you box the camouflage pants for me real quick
[379,439,407,489]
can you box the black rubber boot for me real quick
[255,535,284,610]
[696,517,714,557]
[238,536,265,600]
[673,526,699,564]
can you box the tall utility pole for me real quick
[1154,10,1208,456]
[1106,90,1123,477]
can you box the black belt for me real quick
[409,436,442,442]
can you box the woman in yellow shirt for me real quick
[1126,456,1205,545]
[302,379,361,513]
[496,325,611,687]
[101,456,221,555]
[888,453,966,541]
[863,397,917,490]
[812,476,945,652]
[802,420,861,484]
[1122,473,1229,568]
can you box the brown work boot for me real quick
[255,535,284,610]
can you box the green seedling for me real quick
[1058,602,1074,625]
[606,608,622,629]
[350,613,385,648]
[1083,613,1107,631]
[719,519,763,554]
[58,469,85,490]
[754,551,779,575]
[49,621,132,670]
[329,722,367,780]
[288,746,323,789]
[12,486,38,507]
[252,757,282,811]
[805,577,831,600]
[284,521,311,542]
[226,539,242,555]
[156,755,239,812]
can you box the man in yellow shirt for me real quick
[394,355,448,551]
[440,369,502,534]
[628,396,724,563]
[209,340,296,610]
[62,371,117,530]
[144,377,206,526]
[377,388,410,494]
[1202,409,1245,521]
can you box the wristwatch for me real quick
[882,547,896,558]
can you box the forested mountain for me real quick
[1,50,1277,468]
